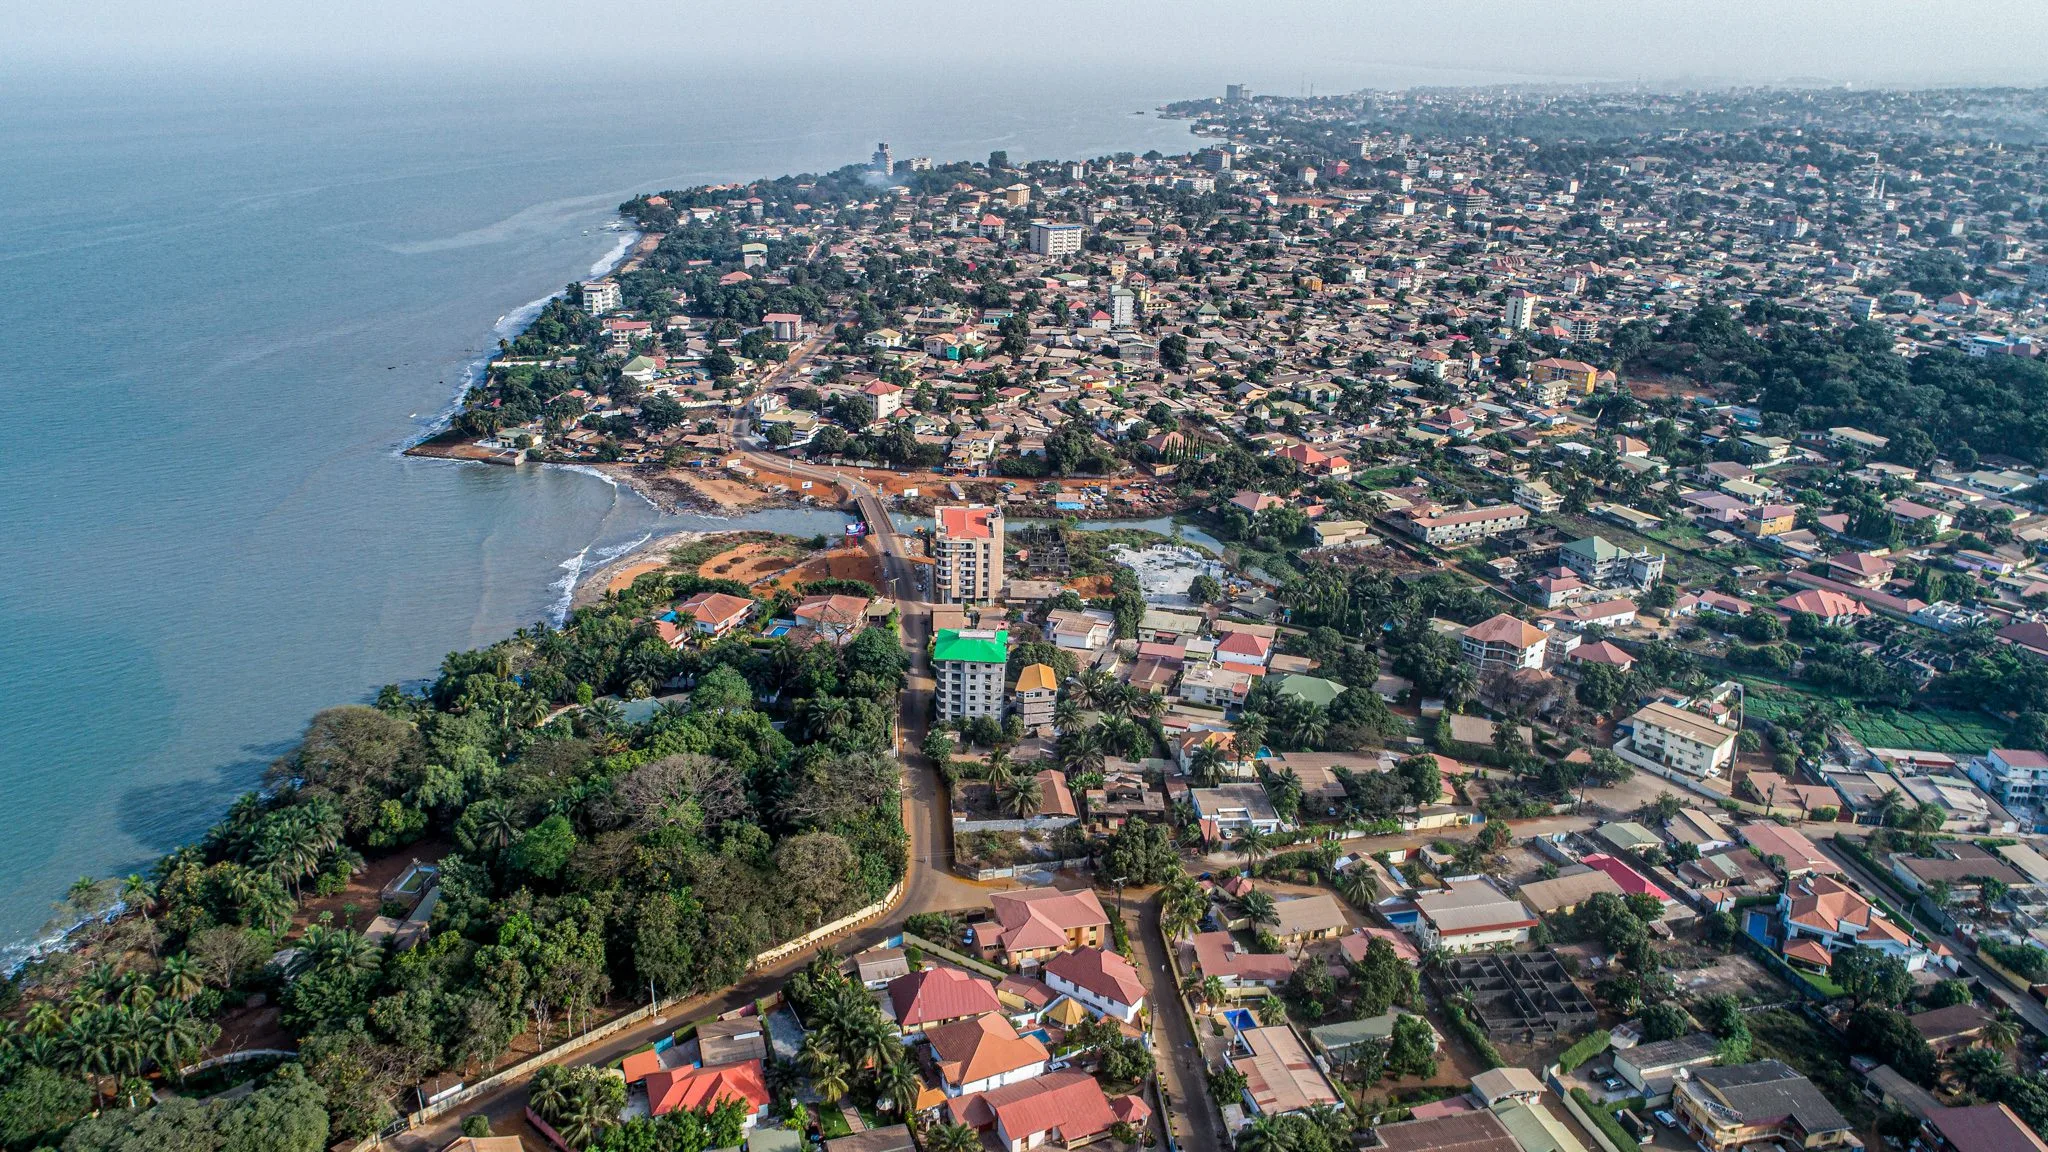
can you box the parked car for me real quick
[1655,1111,1679,1128]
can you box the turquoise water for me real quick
[0,64,1201,963]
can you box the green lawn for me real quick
[817,1110,852,1139]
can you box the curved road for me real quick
[390,488,953,1151]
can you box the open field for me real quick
[1741,684,2007,754]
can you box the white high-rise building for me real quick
[1029,220,1083,258]
[934,629,1008,721]
[871,142,894,176]
[1109,287,1136,328]
[1504,289,1538,331]
[581,280,622,316]
[935,505,1004,603]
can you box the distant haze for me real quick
[4,0,2048,90]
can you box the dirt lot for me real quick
[754,545,884,595]
[698,541,811,584]
[606,560,666,595]
[1065,574,1116,597]
[1667,950,1793,1004]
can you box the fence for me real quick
[1554,1078,1631,1152]
[957,855,1093,882]
[348,878,907,1149]
[898,930,1008,980]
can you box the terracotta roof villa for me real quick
[983,887,1110,965]
[925,1013,1050,1095]
[888,966,1002,1032]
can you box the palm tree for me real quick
[1234,826,1273,872]
[468,799,519,852]
[528,1067,569,1121]
[120,874,155,923]
[1239,889,1277,929]
[1337,868,1381,908]
[1982,1013,2021,1051]
[925,1123,981,1152]
[999,774,1043,818]
[1233,714,1268,758]
[1873,788,1911,829]
[808,1051,850,1105]
[1305,1104,1352,1145]
[1202,975,1228,1006]
[1059,727,1105,775]
[877,1055,920,1115]
[149,999,217,1075]
[983,748,1015,789]
[1239,1114,1297,1152]
[295,924,382,978]
[1189,741,1226,787]
[1053,697,1081,733]
[253,821,325,896]
[23,1002,63,1037]
[804,696,853,740]
[1951,1046,2008,1095]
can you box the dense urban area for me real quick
[14,82,2048,1152]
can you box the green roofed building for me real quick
[934,628,1008,721]
[1276,674,1347,708]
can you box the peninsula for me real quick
[13,82,2048,1152]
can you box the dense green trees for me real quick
[0,545,910,1146]
[1624,302,2048,464]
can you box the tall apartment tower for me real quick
[1504,289,1538,331]
[871,142,894,176]
[1029,220,1083,257]
[1109,287,1136,328]
[1226,83,1250,103]
[935,505,1004,603]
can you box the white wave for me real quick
[593,530,654,566]
[398,220,637,452]
[589,229,640,278]
[3,903,124,978]
[546,543,594,626]
[552,463,620,490]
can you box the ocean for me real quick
[0,62,1206,963]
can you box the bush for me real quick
[1572,1089,1643,1152]
[1560,1029,1612,1072]
[1441,999,1504,1070]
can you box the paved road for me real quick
[1816,839,2048,1040]
[389,507,955,1150]
[1123,891,1225,1152]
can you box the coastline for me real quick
[569,527,712,609]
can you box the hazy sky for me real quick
[6,0,2047,89]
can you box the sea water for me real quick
[0,62,1203,963]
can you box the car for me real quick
[1602,1077,1624,1092]
[1655,1111,1678,1128]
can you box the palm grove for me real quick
[0,555,912,1148]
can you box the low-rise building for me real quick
[1558,536,1666,587]
[1190,783,1286,839]
[1624,701,1737,777]
[1412,878,1536,952]
[1231,1025,1342,1118]
[926,1013,1049,1096]
[1672,1061,1856,1152]
[983,888,1111,967]
[1011,663,1058,733]
[1403,504,1530,547]
[1615,1031,1720,1095]
[1041,947,1147,1022]
[1461,613,1547,672]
